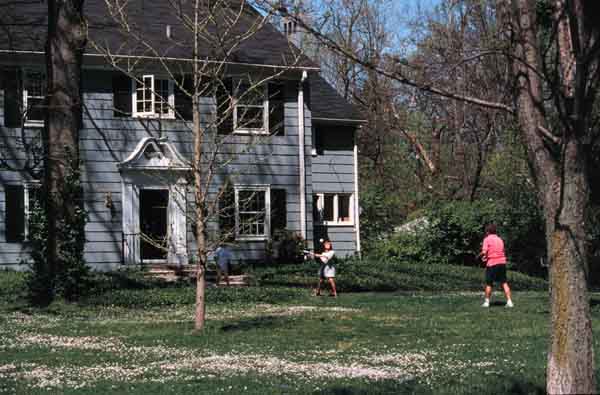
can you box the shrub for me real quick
[265,230,306,265]
[370,198,546,276]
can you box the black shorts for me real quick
[485,265,507,286]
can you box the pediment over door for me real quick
[118,137,190,171]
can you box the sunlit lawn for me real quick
[1,271,600,394]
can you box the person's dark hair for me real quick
[485,224,497,235]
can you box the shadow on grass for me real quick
[311,379,428,395]
[220,315,288,332]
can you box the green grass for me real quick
[0,266,594,394]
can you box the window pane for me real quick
[25,71,45,122]
[338,195,351,222]
[236,106,264,129]
[25,72,44,96]
[155,79,170,115]
[238,84,264,105]
[323,194,334,221]
[27,98,45,122]
[239,190,265,211]
[237,189,266,237]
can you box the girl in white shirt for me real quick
[313,239,337,297]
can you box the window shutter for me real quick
[218,183,236,241]
[3,67,22,128]
[270,188,287,235]
[216,78,233,135]
[5,185,25,243]
[268,82,285,136]
[174,75,194,121]
[112,74,132,117]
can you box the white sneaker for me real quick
[482,300,490,308]
[506,300,514,308]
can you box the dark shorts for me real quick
[485,265,507,286]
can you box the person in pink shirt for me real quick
[480,224,513,308]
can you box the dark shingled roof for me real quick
[309,74,365,123]
[0,0,363,122]
[0,0,316,68]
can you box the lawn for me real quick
[0,267,598,394]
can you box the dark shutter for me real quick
[218,183,236,241]
[216,78,233,135]
[174,75,194,121]
[5,185,25,243]
[270,188,287,236]
[112,74,132,117]
[4,67,22,128]
[268,81,285,136]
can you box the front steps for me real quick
[144,264,250,286]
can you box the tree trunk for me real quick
[545,139,594,394]
[45,0,86,291]
[501,1,596,392]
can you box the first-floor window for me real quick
[313,193,353,225]
[132,75,174,118]
[235,185,270,239]
[5,183,40,242]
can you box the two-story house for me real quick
[0,0,364,270]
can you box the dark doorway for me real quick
[140,189,169,261]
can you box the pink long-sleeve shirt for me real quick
[482,234,507,267]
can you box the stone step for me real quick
[143,264,250,285]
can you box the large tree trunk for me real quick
[503,1,595,392]
[45,0,86,290]
[545,140,594,394]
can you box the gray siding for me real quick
[311,125,358,257]
[0,68,334,268]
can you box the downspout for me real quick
[354,130,361,255]
[298,71,308,240]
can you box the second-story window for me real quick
[233,83,268,134]
[23,70,46,125]
[132,75,174,118]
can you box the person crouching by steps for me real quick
[214,244,232,286]
[480,224,513,308]
[314,239,337,297]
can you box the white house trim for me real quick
[298,71,308,240]
[119,137,190,266]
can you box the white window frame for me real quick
[131,75,175,119]
[314,193,354,226]
[233,83,269,135]
[23,182,41,241]
[22,69,45,127]
[234,185,271,240]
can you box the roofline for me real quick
[0,49,321,71]
[312,117,367,125]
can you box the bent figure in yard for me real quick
[313,239,337,297]
[480,224,513,308]
[214,245,232,286]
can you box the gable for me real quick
[119,137,190,171]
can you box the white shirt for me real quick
[320,250,335,264]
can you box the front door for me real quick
[140,189,169,261]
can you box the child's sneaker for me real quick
[482,300,490,308]
[506,300,514,308]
